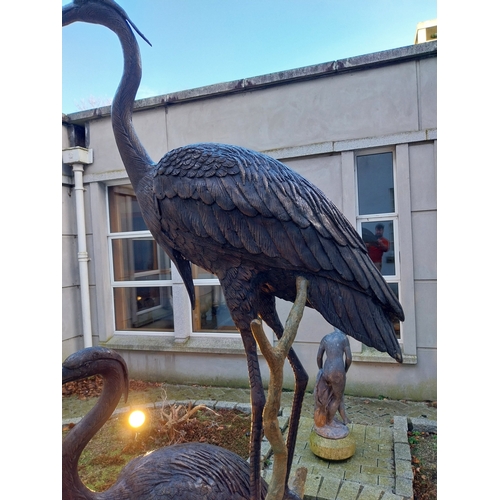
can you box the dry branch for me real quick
[251,276,309,500]
[160,388,220,443]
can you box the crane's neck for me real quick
[109,11,155,189]
[62,366,126,500]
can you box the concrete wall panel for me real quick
[62,185,77,235]
[411,211,437,280]
[165,62,421,152]
[62,287,82,343]
[284,154,342,208]
[62,234,78,288]
[414,281,437,349]
[409,142,436,212]
[418,58,437,130]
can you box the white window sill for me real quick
[101,334,247,355]
[352,346,417,364]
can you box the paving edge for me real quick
[62,399,255,427]
[393,416,437,500]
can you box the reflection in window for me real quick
[192,284,236,333]
[192,265,217,280]
[109,185,147,232]
[361,221,395,276]
[191,265,237,333]
[113,286,174,331]
[112,238,172,281]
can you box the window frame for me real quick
[106,183,239,339]
[107,184,175,336]
[354,147,403,345]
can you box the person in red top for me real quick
[366,223,389,272]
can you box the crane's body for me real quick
[63,1,404,498]
[144,142,402,359]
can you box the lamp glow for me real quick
[129,410,146,428]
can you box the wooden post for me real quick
[251,276,309,500]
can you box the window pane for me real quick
[357,152,394,215]
[192,285,237,332]
[109,185,147,232]
[361,220,395,276]
[112,238,172,281]
[113,286,174,331]
[192,265,218,280]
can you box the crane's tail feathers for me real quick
[358,252,405,322]
[309,277,403,362]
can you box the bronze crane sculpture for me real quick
[62,346,280,499]
[63,1,404,498]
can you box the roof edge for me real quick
[63,41,436,123]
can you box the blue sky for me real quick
[62,0,437,114]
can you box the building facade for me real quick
[62,41,437,400]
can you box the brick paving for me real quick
[165,385,436,500]
[263,416,413,500]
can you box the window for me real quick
[108,185,174,332]
[191,266,237,334]
[356,151,401,340]
[108,184,236,336]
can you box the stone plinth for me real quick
[309,429,356,461]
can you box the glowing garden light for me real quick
[129,410,146,428]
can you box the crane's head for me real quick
[63,0,152,47]
[62,346,129,402]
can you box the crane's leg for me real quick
[222,274,266,500]
[240,330,266,500]
[259,298,309,496]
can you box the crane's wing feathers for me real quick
[153,143,404,322]
[113,443,267,499]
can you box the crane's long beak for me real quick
[62,362,129,403]
[62,0,152,47]
[62,365,80,385]
[62,346,130,403]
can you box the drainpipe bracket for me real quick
[77,251,90,263]
[62,147,94,166]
